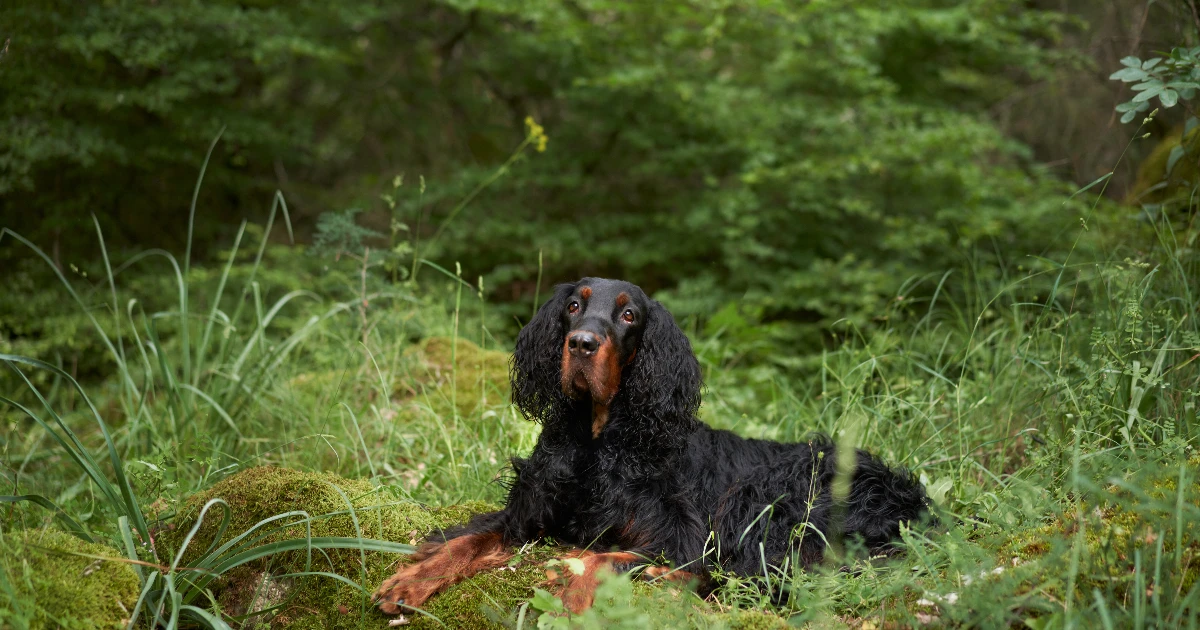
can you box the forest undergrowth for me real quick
[2,131,1199,629]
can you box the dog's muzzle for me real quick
[561,330,619,402]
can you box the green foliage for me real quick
[161,467,485,629]
[0,1,387,249]
[1111,50,1200,122]
[1127,121,1200,212]
[0,198,443,628]
[0,355,417,629]
[4,0,1090,349]
[383,0,1087,346]
[311,208,385,259]
[1108,1,1200,218]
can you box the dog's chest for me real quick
[566,442,683,530]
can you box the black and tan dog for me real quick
[375,278,931,614]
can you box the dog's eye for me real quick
[568,301,580,314]
[621,309,635,323]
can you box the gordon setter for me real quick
[374,278,931,614]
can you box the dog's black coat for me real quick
[437,278,931,579]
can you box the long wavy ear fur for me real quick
[511,282,575,421]
[622,300,702,424]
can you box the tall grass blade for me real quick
[181,127,228,386]
[1,354,149,539]
[0,494,94,542]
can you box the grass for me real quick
[2,148,1199,627]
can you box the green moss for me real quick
[165,465,489,564]
[396,336,512,422]
[162,466,791,629]
[406,546,561,630]
[1128,125,1200,205]
[991,452,1200,619]
[729,610,793,630]
[403,551,792,630]
[0,528,140,630]
[163,465,492,628]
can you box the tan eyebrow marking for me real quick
[616,293,629,308]
[580,286,592,300]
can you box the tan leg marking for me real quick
[373,532,511,615]
[549,550,642,614]
[640,565,701,586]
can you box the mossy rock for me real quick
[164,465,490,567]
[163,466,789,629]
[0,527,140,630]
[163,465,492,628]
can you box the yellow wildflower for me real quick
[525,115,549,153]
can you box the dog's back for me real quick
[684,427,931,575]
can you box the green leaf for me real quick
[1121,110,1139,124]
[1142,57,1163,70]
[1160,89,1179,108]
[1109,68,1148,82]
[208,537,415,575]
[1186,117,1200,135]
[1132,86,1163,103]
[537,614,571,630]
[563,557,586,576]
[926,477,954,506]
[1121,55,1143,67]
[1066,172,1112,202]
[180,605,235,630]
[1166,145,1186,176]
[1130,79,1163,92]
[529,588,565,613]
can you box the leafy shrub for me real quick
[3,0,1098,348]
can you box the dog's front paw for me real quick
[373,563,440,615]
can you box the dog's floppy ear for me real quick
[511,282,575,421]
[623,300,702,423]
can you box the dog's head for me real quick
[512,278,701,437]
[557,278,649,406]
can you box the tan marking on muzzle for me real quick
[588,338,622,438]
[560,334,623,438]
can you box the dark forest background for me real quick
[4,2,1196,334]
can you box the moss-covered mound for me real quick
[165,465,489,565]
[163,465,490,628]
[164,465,789,629]
[988,450,1200,624]
[0,527,140,630]
[396,335,512,422]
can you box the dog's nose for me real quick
[567,331,600,357]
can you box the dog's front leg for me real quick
[373,526,512,614]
